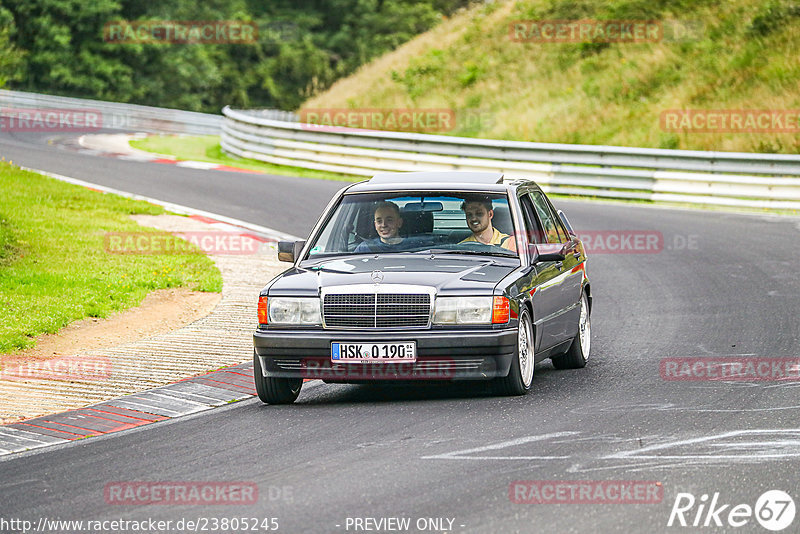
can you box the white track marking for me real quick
[18,166,300,242]
[421,432,578,460]
[605,429,800,460]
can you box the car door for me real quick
[518,192,563,352]
[538,191,585,340]
[528,191,579,349]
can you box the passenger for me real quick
[354,201,406,252]
[460,196,517,252]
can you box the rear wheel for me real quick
[253,352,302,404]
[551,291,590,370]
[492,308,534,396]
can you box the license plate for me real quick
[331,342,416,363]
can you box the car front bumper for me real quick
[253,328,517,381]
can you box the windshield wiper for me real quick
[410,248,517,258]
[307,265,354,274]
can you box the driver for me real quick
[460,195,516,252]
[354,201,405,252]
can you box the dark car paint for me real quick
[268,256,518,297]
[254,177,590,381]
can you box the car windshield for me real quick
[306,192,518,259]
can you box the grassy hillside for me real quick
[302,0,800,153]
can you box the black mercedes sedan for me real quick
[253,171,591,404]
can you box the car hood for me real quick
[267,255,518,296]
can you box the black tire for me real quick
[492,308,534,396]
[253,352,302,404]
[551,292,590,370]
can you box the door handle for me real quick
[555,261,563,270]
[573,251,581,259]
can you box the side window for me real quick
[542,194,570,243]
[518,194,545,244]
[529,191,561,243]
[311,199,353,253]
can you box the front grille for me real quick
[323,293,431,328]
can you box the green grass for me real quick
[303,0,800,154]
[0,162,222,354]
[0,216,13,266]
[130,135,360,182]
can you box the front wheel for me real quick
[551,291,590,370]
[253,352,302,404]
[492,308,535,396]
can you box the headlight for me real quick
[433,297,493,324]
[267,297,321,325]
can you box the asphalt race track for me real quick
[2,130,800,533]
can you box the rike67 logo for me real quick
[668,490,795,531]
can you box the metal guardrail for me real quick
[3,90,798,209]
[221,106,800,210]
[0,89,222,135]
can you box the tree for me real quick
[0,7,26,88]
[1,0,470,110]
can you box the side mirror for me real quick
[557,210,576,236]
[529,243,566,263]
[278,240,306,263]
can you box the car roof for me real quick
[369,171,503,185]
[345,171,538,194]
